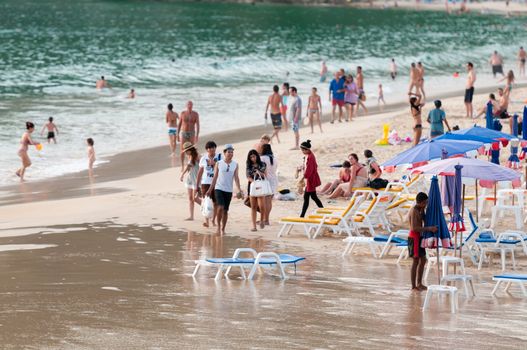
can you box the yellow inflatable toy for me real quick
[374,124,390,145]
[36,143,43,151]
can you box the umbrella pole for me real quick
[475,180,479,223]
[461,184,466,259]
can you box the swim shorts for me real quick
[522,58,526,64]
[270,113,282,129]
[332,99,344,107]
[168,128,177,135]
[408,236,426,258]
[464,87,474,103]
[181,131,194,140]
[492,64,503,75]
[215,189,233,212]
[47,131,55,139]
[292,121,299,133]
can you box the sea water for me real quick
[0,0,525,184]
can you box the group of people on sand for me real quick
[328,67,369,123]
[165,101,200,167]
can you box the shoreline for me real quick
[1,80,526,207]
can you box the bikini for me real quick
[411,103,422,129]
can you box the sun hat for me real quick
[181,141,195,153]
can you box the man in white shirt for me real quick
[196,140,222,228]
[287,86,302,150]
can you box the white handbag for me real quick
[250,175,272,197]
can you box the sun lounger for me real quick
[342,229,408,259]
[192,248,305,281]
[491,274,527,297]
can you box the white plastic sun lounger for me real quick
[491,274,527,297]
[192,248,305,281]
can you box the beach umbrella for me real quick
[382,139,484,168]
[435,132,496,145]
[512,114,519,137]
[440,149,456,211]
[521,106,527,159]
[422,176,451,284]
[451,125,514,143]
[485,102,493,129]
[490,142,500,165]
[507,139,520,169]
[450,165,465,258]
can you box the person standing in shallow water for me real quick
[166,103,179,156]
[299,140,323,217]
[16,122,41,182]
[178,101,200,169]
[408,192,437,292]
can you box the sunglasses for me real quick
[226,164,230,172]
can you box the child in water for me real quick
[87,138,95,177]
[41,117,59,144]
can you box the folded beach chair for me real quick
[342,229,408,259]
[491,274,527,297]
[192,248,305,281]
[277,192,369,239]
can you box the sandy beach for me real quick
[2,78,527,348]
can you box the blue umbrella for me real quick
[512,114,519,137]
[382,139,484,167]
[422,176,452,249]
[452,125,514,141]
[435,132,496,144]
[485,101,493,129]
[450,164,465,233]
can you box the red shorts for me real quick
[332,99,344,107]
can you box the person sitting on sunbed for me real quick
[318,161,352,195]
[328,153,368,199]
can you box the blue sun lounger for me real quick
[192,248,305,281]
[491,274,527,297]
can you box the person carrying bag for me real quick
[246,149,268,231]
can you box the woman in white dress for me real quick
[180,142,201,221]
[261,144,278,225]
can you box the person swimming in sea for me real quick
[40,117,59,144]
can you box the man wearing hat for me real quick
[206,144,243,235]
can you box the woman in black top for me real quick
[246,149,267,231]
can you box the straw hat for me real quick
[181,141,195,153]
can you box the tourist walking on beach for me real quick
[320,60,328,83]
[265,85,283,143]
[408,62,419,95]
[40,117,59,144]
[408,192,437,292]
[261,144,277,226]
[178,101,200,168]
[409,92,424,146]
[378,84,386,110]
[390,58,397,80]
[427,100,451,138]
[207,144,242,235]
[196,141,222,228]
[329,71,345,123]
[417,62,426,100]
[180,142,201,221]
[465,62,476,118]
[87,138,95,178]
[288,86,302,150]
[490,51,504,78]
[280,83,290,131]
[307,87,323,133]
[356,66,368,115]
[16,122,41,182]
[166,103,179,156]
[518,47,526,77]
[246,149,267,231]
[299,140,323,217]
[344,75,359,122]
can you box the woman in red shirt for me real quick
[300,140,323,217]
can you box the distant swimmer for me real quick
[127,89,135,99]
[96,76,110,89]
[166,103,179,156]
[490,50,504,78]
[390,58,397,80]
[265,85,283,144]
[87,138,95,178]
[518,46,526,77]
[465,62,476,118]
[320,60,328,83]
[178,101,200,169]
[307,87,323,133]
[16,122,41,182]
[417,62,426,100]
[356,66,368,115]
[40,116,59,144]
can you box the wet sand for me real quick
[0,224,525,349]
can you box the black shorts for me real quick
[270,113,282,129]
[215,189,233,212]
[390,72,396,80]
[496,110,509,119]
[522,58,526,64]
[408,236,426,258]
[464,87,474,103]
[47,131,55,139]
[201,184,216,203]
[492,64,503,75]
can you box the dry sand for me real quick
[1,82,527,348]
